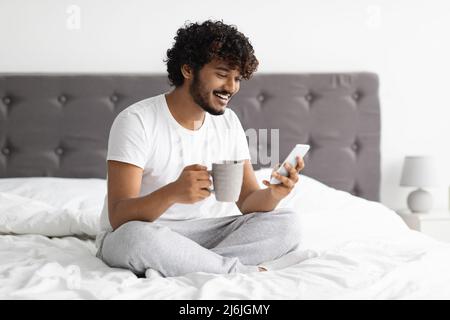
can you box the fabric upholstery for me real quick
[0,73,380,201]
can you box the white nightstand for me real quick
[396,208,450,243]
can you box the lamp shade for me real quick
[400,156,439,187]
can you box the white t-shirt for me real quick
[96,93,250,246]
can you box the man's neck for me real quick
[165,87,205,131]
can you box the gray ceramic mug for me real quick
[208,160,244,202]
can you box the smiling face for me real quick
[188,59,242,116]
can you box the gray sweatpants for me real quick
[96,208,301,277]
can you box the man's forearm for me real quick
[239,188,282,214]
[109,183,175,230]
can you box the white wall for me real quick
[1,0,449,210]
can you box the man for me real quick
[95,20,304,277]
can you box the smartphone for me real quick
[270,144,310,184]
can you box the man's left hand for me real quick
[262,156,305,200]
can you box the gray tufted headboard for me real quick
[0,73,380,201]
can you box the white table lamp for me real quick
[400,156,439,213]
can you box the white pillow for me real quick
[0,177,106,237]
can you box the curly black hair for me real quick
[165,20,259,87]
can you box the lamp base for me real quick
[407,188,433,213]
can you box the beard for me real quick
[189,72,229,116]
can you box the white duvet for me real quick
[2,171,450,299]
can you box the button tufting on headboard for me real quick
[57,95,67,104]
[0,73,380,201]
[352,91,361,101]
[2,96,11,105]
[305,93,314,102]
[110,94,119,103]
[55,147,64,156]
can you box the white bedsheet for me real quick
[2,232,450,299]
[2,172,450,299]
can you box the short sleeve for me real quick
[106,111,149,169]
[229,110,251,161]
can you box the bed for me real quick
[1,73,450,299]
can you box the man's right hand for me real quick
[169,164,212,204]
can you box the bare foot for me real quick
[258,266,267,272]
